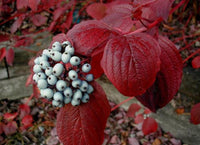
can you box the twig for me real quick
[4,58,10,79]
[111,96,134,112]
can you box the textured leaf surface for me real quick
[6,48,15,66]
[0,35,9,43]
[17,0,28,9]
[136,36,183,112]
[190,103,200,125]
[56,82,110,145]
[4,112,18,121]
[101,33,161,96]
[10,15,25,33]
[67,20,115,56]
[22,115,33,128]
[86,3,107,20]
[19,104,30,119]
[127,103,141,118]
[142,117,158,135]
[28,0,40,12]
[31,14,47,26]
[192,56,200,69]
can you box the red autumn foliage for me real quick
[127,103,141,118]
[21,115,33,129]
[2,121,18,136]
[56,82,110,145]
[19,104,31,119]
[190,103,200,125]
[6,48,15,66]
[3,112,18,121]
[192,56,200,69]
[142,117,158,135]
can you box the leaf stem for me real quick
[4,58,10,79]
[111,96,134,112]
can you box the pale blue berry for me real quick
[50,51,62,61]
[53,63,63,76]
[82,93,90,103]
[64,87,73,97]
[52,100,60,107]
[40,61,50,69]
[37,79,48,89]
[85,74,94,82]
[82,63,91,73]
[73,89,82,101]
[37,72,46,79]
[61,52,71,63]
[68,70,78,80]
[33,74,39,82]
[41,88,54,99]
[42,49,51,57]
[58,103,63,108]
[47,75,57,85]
[70,56,81,66]
[56,80,67,91]
[64,97,72,104]
[45,67,53,76]
[62,41,71,46]
[34,57,40,64]
[52,41,62,51]
[53,92,63,101]
[65,45,74,55]
[72,79,81,88]
[33,64,42,73]
[80,81,88,92]
[71,99,80,106]
[39,54,48,62]
[87,85,94,94]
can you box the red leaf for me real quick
[127,103,141,118]
[3,121,18,136]
[190,103,200,125]
[64,11,73,29]
[19,104,30,119]
[134,114,144,124]
[102,3,134,33]
[30,14,47,26]
[0,122,3,135]
[22,115,33,128]
[128,137,140,145]
[56,81,110,145]
[192,56,200,69]
[67,20,116,56]
[142,117,158,135]
[49,33,72,48]
[0,47,6,62]
[17,0,28,10]
[10,15,25,34]
[86,3,107,20]
[3,112,18,121]
[0,34,9,43]
[136,36,183,112]
[144,108,151,114]
[28,0,40,12]
[53,7,67,21]
[6,48,14,66]
[101,33,161,96]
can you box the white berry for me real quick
[80,81,88,92]
[45,67,53,76]
[85,74,94,82]
[68,70,78,80]
[33,64,42,73]
[52,41,62,51]
[47,75,57,85]
[56,80,67,91]
[73,89,82,101]
[39,55,48,62]
[33,74,39,82]
[53,63,63,76]
[65,45,74,55]
[82,93,90,103]
[42,49,51,57]
[71,99,80,106]
[34,57,40,64]
[50,51,62,62]
[61,52,71,63]
[72,79,81,88]
[64,87,73,98]
[37,79,48,89]
[62,41,71,46]
[53,92,63,101]
[87,85,94,94]
[40,61,50,69]
[41,88,53,99]
[82,63,91,73]
[70,56,81,66]
[52,100,60,107]
[37,72,46,79]
[64,97,72,104]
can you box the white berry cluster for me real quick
[32,41,94,107]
